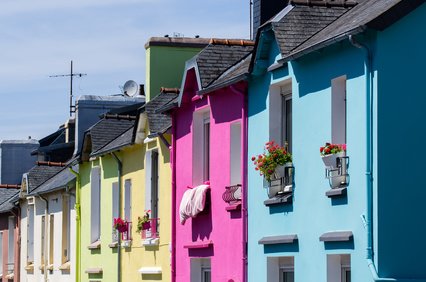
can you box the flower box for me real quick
[321,151,345,169]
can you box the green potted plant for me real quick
[136,210,151,233]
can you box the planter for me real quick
[322,151,345,169]
[266,163,293,198]
[116,225,128,233]
[328,171,347,188]
[142,221,151,230]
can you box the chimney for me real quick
[252,0,289,38]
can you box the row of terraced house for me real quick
[1,0,425,281]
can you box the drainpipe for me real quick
[230,83,248,282]
[36,193,49,282]
[111,153,122,282]
[171,113,177,282]
[69,167,81,282]
[350,35,424,282]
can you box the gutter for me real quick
[111,153,123,282]
[68,167,81,282]
[349,35,424,282]
[35,193,49,282]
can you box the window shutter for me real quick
[8,217,14,264]
[332,76,347,144]
[124,180,131,221]
[91,167,101,243]
[27,205,34,262]
[145,150,152,211]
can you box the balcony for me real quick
[222,184,242,211]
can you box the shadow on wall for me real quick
[192,190,212,241]
[264,241,299,254]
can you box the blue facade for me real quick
[247,4,426,282]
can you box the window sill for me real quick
[183,240,213,249]
[85,267,103,274]
[264,193,292,206]
[325,187,347,198]
[108,241,118,248]
[122,240,132,248]
[225,202,241,211]
[25,263,34,271]
[87,240,101,250]
[142,238,159,246]
[59,261,71,271]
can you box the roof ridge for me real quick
[290,0,357,8]
[209,38,255,47]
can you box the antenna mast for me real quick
[50,60,87,117]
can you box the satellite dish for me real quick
[123,80,139,97]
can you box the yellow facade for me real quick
[120,137,172,281]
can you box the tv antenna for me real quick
[50,60,87,117]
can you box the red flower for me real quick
[251,156,256,161]
[320,147,324,152]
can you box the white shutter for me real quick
[8,217,14,264]
[27,205,34,262]
[112,182,119,241]
[91,167,101,243]
[332,76,347,144]
[230,122,242,185]
[145,150,152,211]
[124,180,131,221]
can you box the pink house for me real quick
[169,39,254,282]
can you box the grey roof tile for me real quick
[29,167,76,195]
[0,189,19,213]
[26,165,63,192]
[92,126,134,157]
[196,44,254,88]
[146,91,179,134]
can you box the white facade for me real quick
[20,190,76,282]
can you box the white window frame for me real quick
[192,108,211,185]
[269,80,292,152]
[327,254,351,282]
[279,265,294,282]
[62,195,71,263]
[112,182,119,242]
[281,87,292,153]
[201,267,211,282]
[341,265,351,282]
[267,256,294,282]
[90,166,101,243]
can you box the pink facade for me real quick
[0,212,20,282]
[172,68,247,282]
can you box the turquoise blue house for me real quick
[247,1,426,281]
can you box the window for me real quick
[327,254,351,282]
[281,87,292,153]
[331,76,347,144]
[190,258,211,282]
[27,204,35,265]
[269,82,292,152]
[62,195,71,263]
[230,122,242,185]
[112,182,119,242]
[91,166,101,243]
[146,150,159,227]
[267,256,294,282]
[192,109,211,185]
[203,114,210,182]
[49,214,54,266]
[41,215,46,267]
[8,216,14,267]
[124,179,132,222]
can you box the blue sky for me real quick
[0,0,250,140]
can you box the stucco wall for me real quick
[247,38,371,281]
[174,78,245,281]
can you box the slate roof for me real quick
[0,188,19,213]
[195,42,254,88]
[92,126,134,157]
[87,118,135,154]
[146,90,179,134]
[272,5,351,56]
[200,53,252,95]
[29,166,76,195]
[26,165,63,193]
[279,0,424,62]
